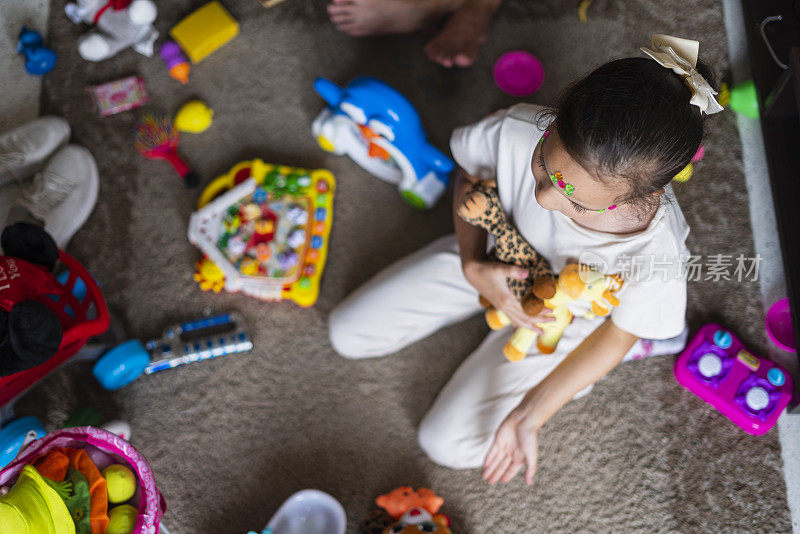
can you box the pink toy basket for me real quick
[0,427,166,533]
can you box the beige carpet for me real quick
[14,0,792,532]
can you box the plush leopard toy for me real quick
[457,179,557,359]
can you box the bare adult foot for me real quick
[424,0,501,67]
[327,0,462,37]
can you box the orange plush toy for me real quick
[375,487,452,534]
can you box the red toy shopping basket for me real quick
[0,250,110,407]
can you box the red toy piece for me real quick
[133,112,198,187]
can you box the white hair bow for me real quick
[640,34,723,115]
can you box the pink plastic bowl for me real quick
[493,51,545,97]
[766,298,796,352]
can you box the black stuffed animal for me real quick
[0,223,63,376]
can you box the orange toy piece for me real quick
[359,124,392,161]
[376,487,444,519]
[32,447,109,534]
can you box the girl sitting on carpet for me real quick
[329,35,720,484]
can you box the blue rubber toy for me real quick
[312,76,454,210]
[93,339,151,391]
[0,416,46,468]
[17,27,57,75]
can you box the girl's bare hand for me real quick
[462,260,554,331]
[483,407,540,485]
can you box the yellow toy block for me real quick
[169,1,239,64]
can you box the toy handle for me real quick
[197,175,234,207]
[164,150,199,187]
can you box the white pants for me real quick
[329,235,602,469]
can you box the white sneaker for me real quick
[0,116,70,186]
[15,144,99,249]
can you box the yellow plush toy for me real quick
[489,264,623,361]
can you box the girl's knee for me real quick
[418,415,481,470]
[417,421,454,468]
[328,305,370,359]
[329,303,399,359]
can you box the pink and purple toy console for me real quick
[674,324,794,435]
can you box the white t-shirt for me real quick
[450,104,690,340]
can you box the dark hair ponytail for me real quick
[546,57,717,211]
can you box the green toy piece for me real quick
[63,407,102,429]
[728,79,759,119]
[64,469,92,534]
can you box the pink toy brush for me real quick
[133,112,198,187]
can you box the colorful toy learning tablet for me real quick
[674,324,794,435]
[188,159,335,306]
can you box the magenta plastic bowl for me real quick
[766,298,796,352]
[493,51,545,97]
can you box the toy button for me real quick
[736,350,760,371]
[745,386,770,411]
[303,264,315,276]
[713,330,732,349]
[315,208,327,221]
[311,236,323,249]
[253,187,268,203]
[768,368,786,386]
[698,353,722,378]
[306,249,320,262]
[317,193,328,204]
[316,180,329,192]
[299,277,311,289]
[314,221,326,234]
